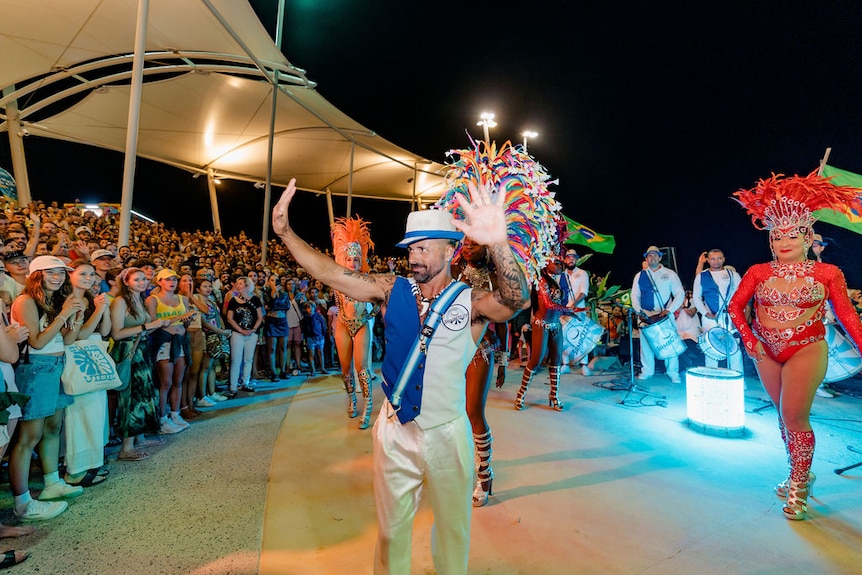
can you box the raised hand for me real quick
[272,178,298,238]
[451,181,507,247]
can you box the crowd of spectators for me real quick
[0,198,418,561]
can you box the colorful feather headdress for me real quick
[331,216,374,273]
[434,137,563,286]
[733,169,862,234]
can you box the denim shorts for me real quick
[15,354,72,421]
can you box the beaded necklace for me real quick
[410,278,455,316]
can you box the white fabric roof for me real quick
[0,0,447,203]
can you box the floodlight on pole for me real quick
[522,130,538,152]
[476,112,497,142]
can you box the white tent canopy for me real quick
[0,0,448,205]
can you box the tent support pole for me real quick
[260,0,285,266]
[2,86,31,207]
[118,0,149,248]
[207,168,222,232]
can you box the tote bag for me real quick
[61,337,124,395]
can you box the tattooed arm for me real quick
[272,179,393,306]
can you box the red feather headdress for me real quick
[331,216,374,273]
[733,170,862,232]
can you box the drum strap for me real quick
[701,270,735,330]
[643,269,671,311]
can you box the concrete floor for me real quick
[2,361,861,574]
[261,363,862,575]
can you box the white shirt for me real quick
[692,267,742,331]
[632,265,684,315]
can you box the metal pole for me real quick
[207,168,222,232]
[117,0,149,248]
[260,0,286,266]
[346,141,354,217]
[2,86,31,207]
[325,189,334,224]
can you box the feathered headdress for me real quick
[331,216,374,273]
[733,169,862,234]
[434,137,563,286]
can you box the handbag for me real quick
[62,336,124,395]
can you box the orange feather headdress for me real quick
[331,216,374,272]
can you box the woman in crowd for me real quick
[0,295,34,546]
[452,238,508,506]
[63,259,113,487]
[515,255,572,412]
[178,273,205,417]
[263,273,291,381]
[330,217,377,429]
[728,171,862,520]
[190,278,229,405]
[110,267,170,460]
[9,256,84,520]
[146,269,196,433]
[226,276,263,398]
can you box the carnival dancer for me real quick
[451,238,509,506]
[631,246,685,383]
[728,170,862,521]
[273,138,555,575]
[692,248,744,373]
[515,255,572,411]
[331,216,378,429]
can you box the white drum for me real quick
[640,315,685,360]
[562,314,605,363]
[698,328,739,362]
[824,323,862,383]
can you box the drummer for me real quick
[631,245,685,383]
[561,249,592,375]
[692,248,744,374]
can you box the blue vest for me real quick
[381,278,425,423]
[699,270,721,314]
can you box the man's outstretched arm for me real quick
[272,179,391,305]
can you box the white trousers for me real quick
[372,402,473,575]
[229,331,257,390]
[639,335,679,377]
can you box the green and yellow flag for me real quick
[562,215,616,254]
[815,164,862,234]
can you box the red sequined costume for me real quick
[729,260,862,362]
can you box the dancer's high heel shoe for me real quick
[515,367,534,411]
[776,471,815,499]
[548,365,563,412]
[472,431,494,507]
[358,370,373,430]
[782,480,811,520]
[342,374,358,418]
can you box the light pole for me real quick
[522,130,538,152]
[477,112,497,142]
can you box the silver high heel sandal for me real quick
[342,374,358,419]
[472,431,494,507]
[358,370,373,430]
[515,367,534,410]
[775,471,815,499]
[782,480,811,520]
[548,365,563,411]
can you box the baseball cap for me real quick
[155,268,179,282]
[75,226,93,236]
[2,250,28,263]
[29,255,73,274]
[90,249,114,262]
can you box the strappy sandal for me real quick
[117,450,149,462]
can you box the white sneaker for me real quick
[196,397,215,408]
[14,499,68,520]
[637,373,652,381]
[668,374,681,384]
[159,416,183,435]
[38,480,84,501]
[581,365,592,376]
[815,386,834,398]
[209,392,227,402]
[170,413,191,430]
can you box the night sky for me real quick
[3,0,862,288]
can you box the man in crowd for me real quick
[272,178,529,575]
[561,248,592,375]
[631,245,685,383]
[692,248,744,373]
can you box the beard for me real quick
[411,259,446,284]
[565,262,576,270]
